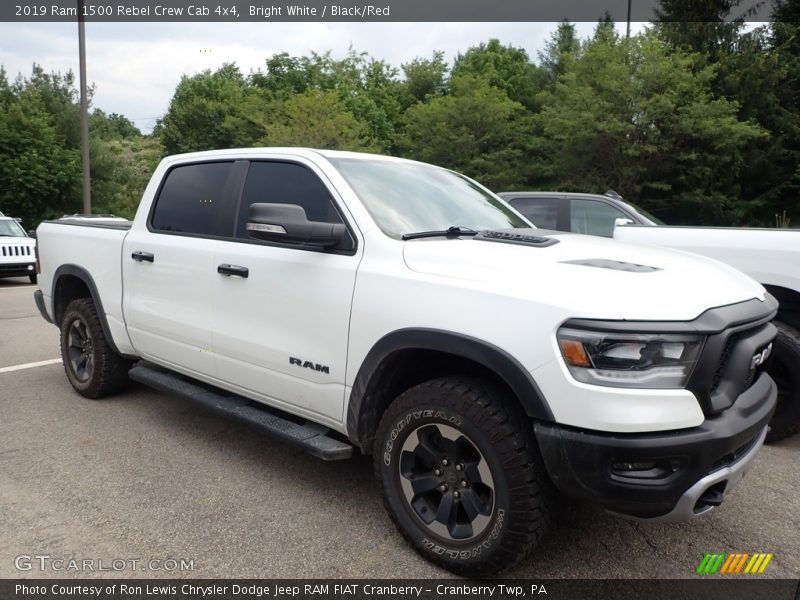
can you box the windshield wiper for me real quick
[401,226,480,241]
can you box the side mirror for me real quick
[614,218,634,228]
[27,230,36,238]
[246,203,346,248]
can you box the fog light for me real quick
[612,461,657,472]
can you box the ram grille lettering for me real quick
[289,356,330,374]
[750,342,773,371]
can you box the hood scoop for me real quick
[561,258,661,273]
[475,229,559,248]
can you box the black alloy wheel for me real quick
[398,422,495,541]
[66,317,95,383]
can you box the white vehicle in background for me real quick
[0,211,37,284]
[613,224,800,442]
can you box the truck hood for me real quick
[402,230,766,321]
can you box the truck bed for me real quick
[37,218,133,355]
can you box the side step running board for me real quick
[129,364,353,461]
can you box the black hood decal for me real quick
[474,228,559,248]
[561,258,662,273]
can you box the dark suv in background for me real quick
[498,191,663,237]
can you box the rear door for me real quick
[212,158,361,422]
[122,160,240,376]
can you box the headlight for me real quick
[556,327,705,389]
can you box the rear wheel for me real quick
[765,321,800,443]
[374,377,551,576]
[59,298,131,398]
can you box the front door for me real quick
[212,159,361,422]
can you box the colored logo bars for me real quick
[697,552,774,574]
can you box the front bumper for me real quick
[0,262,35,278]
[534,372,776,520]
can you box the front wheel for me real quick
[59,298,131,398]
[374,377,551,576]
[765,321,800,443]
[29,273,37,284]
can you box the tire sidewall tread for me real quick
[373,377,551,576]
[765,321,800,443]
[59,298,130,399]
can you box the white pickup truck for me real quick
[614,224,800,442]
[34,149,778,575]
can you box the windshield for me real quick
[0,219,26,237]
[328,158,530,238]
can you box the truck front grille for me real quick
[697,321,776,415]
[1,245,32,257]
[710,327,757,394]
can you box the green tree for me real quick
[257,89,379,151]
[91,110,141,140]
[0,101,80,223]
[250,52,318,97]
[706,24,798,224]
[400,51,448,104]
[399,76,532,189]
[651,1,800,225]
[158,63,251,154]
[0,66,83,224]
[89,135,163,219]
[654,0,748,63]
[325,51,402,151]
[15,65,83,150]
[0,68,13,107]
[0,63,162,225]
[536,31,763,224]
[250,49,403,152]
[748,1,800,224]
[539,21,580,86]
[451,39,542,109]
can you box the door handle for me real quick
[217,264,249,278]
[131,251,154,263]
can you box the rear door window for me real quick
[151,162,236,236]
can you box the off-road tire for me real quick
[28,273,37,284]
[765,321,800,443]
[374,377,551,576]
[59,298,131,399]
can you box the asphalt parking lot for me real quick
[1,277,798,579]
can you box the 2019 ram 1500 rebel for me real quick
[34,149,777,575]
